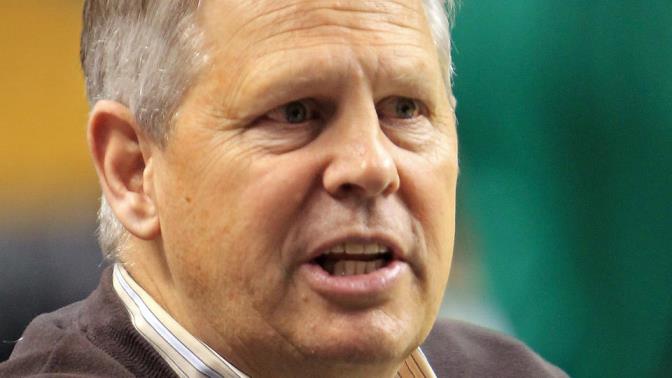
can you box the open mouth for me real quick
[312,242,394,276]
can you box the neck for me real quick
[237,353,405,378]
[119,238,193,328]
[118,238,411,378]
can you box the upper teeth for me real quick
[324,242,387,255]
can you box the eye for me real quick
[266,100,317,124]
[395,97,420,119]
[378,97,423,120]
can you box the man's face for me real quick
[150,0,457,373]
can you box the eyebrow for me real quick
[374,50,442,103]
[229,46,441,114]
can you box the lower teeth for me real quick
[328,259,385,276]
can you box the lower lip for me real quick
[299,260,408,302]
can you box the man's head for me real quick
[84,0,458,376]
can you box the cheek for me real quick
[398,149,458,273]
[202,152,322,315]
[178,151,319,280]
[238,153,318,241]
[402,152,456,220]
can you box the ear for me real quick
[87,100,160,240]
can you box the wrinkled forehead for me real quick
[198,0,435,56]
[190,0,446,115]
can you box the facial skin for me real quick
[90,1,458,377]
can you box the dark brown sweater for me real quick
[0,267,567,377]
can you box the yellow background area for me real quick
[0,1,98,216]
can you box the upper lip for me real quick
[304,231,408,264]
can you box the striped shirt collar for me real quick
[112,263,436,378]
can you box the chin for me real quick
[291,311,422,365]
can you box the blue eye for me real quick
[395,97,420,119]
[284,101,308,123]
[378,97,423,121]
[265,99,317,125]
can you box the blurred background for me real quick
[1,1,670,377]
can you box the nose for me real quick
[322,117,400,199]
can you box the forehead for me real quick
[199,0,436,67]
[201,0,431,45]
[194,0,443,116]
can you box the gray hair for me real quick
[81,0,456,260]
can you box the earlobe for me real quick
[87,100,160,240]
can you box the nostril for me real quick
[340,183,354,192]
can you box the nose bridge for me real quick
[322,101,400,198]
[350,125,392,177]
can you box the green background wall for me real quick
[452,1,672,377]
